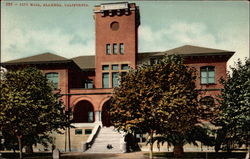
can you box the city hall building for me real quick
[2,2,234,152]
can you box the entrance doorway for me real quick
[73,100,94,123]
[101,101,112,127]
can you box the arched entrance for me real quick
[73,100,95,123]
[101,100,112,127]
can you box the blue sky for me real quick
[1,1,249,68]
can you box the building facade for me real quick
[2,2,234,152]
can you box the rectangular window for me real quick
[85,129,92,135]
[75,129,82,135]
[112,72,119,87]
[88,112,94,122]
[121,72,127,78]
[106,44,111,55]
[201,66,215,84]
[112,64,119,70]
[46,73,59,89]
[113,43,117,54]
[120,43,124,54]
[102,73,109,88]
[83,79,93,89]
[102,65,109,70]
[121,64,128,70]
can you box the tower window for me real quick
[46,72,59,89]
[112,64,119,70]
[106,44,111,55]
[102,73,109,88]
[120,43,124,54]
[113,44,117,54]
[201,66,215,84]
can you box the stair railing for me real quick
[84,124,101,151]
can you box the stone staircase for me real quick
[86,126,125,153]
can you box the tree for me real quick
[0,67,70,159]
[149,124,215,155]
[215,58,250,153]
[109,55,200,158]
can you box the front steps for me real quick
[86,126,125,153]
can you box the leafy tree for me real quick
[109,55,200,158]
[215,58,250,153]
[149,125,215,156]
[0,67,70,159]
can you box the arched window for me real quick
[200,96,215,107]
[46,72,59,89]
[200,66,215,84]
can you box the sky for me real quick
[1,1,249,69]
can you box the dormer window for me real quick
[201,66,215,84]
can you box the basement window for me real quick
[75,129,83,135]
[85,129,92,135]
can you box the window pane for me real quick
[201,66,215,84]
[87,82,93,88]
[102,73,109,88]
[113,44,117,54]
[208,71,215,77]
[121,72,127,80]
[46,73,59,89]
[112,72,119,87]
[201,72,207,78]
[121,64,128,70]
[120,43,124,54]
[208,77,215,84]
[208,67,214,71]
[102,65,109,70]
[83,80,93,89]
[201,77,207,84]
[88,111,94,122]
[106,44,111,55]
[112,64,119,70]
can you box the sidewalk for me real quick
[62,152,149,159]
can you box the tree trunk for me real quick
[173,145,184,158]
[17,136,23,159]
[25,144,33,154]
[149,131,154,159]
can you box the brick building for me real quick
[1,2,234,152]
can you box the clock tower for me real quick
[94,2,140,88]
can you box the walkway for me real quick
[62,152,150,159]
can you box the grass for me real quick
[146,152,247,159]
